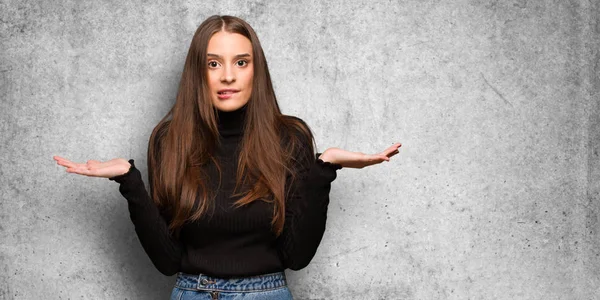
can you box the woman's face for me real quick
[206,31,254,112]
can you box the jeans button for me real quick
[201,278,209,285]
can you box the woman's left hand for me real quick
[319,142,401,169]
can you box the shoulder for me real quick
[279,115,316,167]
[279,115,314,146]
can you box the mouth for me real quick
[217,89,240,95]
[217,89,239,100]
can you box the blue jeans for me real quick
[170,271,293,300]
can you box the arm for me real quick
[108,160,183,276]
[316,143,402,168]
[277,141,342,270]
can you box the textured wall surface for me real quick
[1,0,598,299]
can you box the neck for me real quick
[216,103,248,138]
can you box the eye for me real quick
[237,60,248,67]
[208,61,219,68]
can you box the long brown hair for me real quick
[147,15,315,237]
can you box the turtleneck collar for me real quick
[216,102,248,138]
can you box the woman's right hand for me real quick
[53,156,131,178]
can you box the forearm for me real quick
[278,153,341,270]
[109,159,182,276]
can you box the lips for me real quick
[217,89,239,94]
[216,89,239,100]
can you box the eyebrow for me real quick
[207,53,252,59]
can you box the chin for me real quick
[214,100,246,112]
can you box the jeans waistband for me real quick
[174,271,287,292]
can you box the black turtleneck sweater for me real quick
[108,103,342,278]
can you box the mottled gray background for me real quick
[1,0,598,299]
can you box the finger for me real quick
[66,166,96,177]
[60,160,87,170]
[55,157,78,168]
[381,145,400,157]
[366,155,387,164]
[53,155,72,161]
[386,143,400,152]
[66,167,86,175]
[54,156,76,163]
[55,156,80,166]
[386,149,399,158]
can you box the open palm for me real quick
[320,142,401,169]
[53,156,131,178]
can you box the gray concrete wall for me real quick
[1,0,598,299]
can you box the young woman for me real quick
[53,15,401,300]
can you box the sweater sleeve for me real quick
[108,159,183,276]
[277,140,342,270]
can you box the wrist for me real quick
[318,149,336,164]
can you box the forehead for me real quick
[207,31,252,54]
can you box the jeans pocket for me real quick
[170,287,184,300]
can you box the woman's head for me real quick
[206,30,253,112]
[148,15,315,237]
[183,15,279,116]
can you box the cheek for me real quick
[244,74,253,98]
[246,72,254,88]
[207,75,216,91]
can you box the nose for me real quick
[220,65,235,83]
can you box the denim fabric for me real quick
[170,271,293,300]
